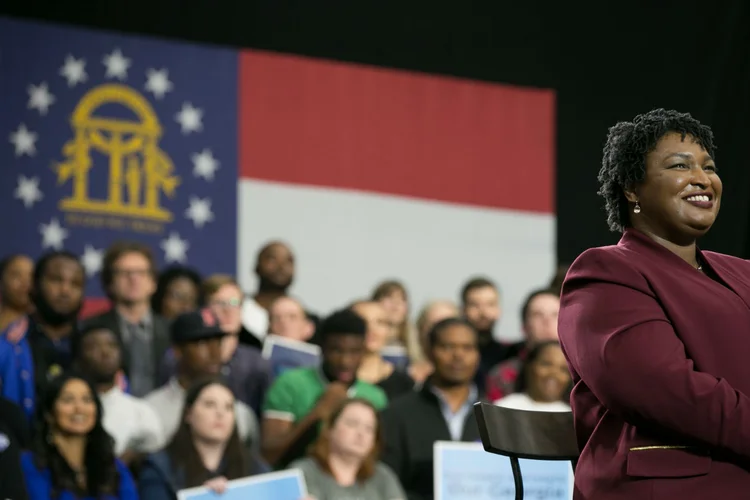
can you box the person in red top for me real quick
[484,288,559,402]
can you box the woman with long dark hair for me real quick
[21,373,137,500]
[139,378,261,499]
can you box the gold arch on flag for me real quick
[56,83,180,221]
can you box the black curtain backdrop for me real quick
[3,1,750,263]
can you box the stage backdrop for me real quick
[0,17,555,341]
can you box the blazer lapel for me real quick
[701,252,750,310]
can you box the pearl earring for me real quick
[633,201,641,214]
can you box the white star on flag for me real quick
[9,123,37,157]
[14,175,43,208]
[59,55,88,87]
[80,245,104,277]
[175,102,203,134]
[27,82,56,115]
[161,232,189,263]
[39,218,68,250]
[102,48,131,80]
[144,68,173,99]
[185,197,214,228]
[191,149,220,181]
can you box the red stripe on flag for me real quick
[239,51,555,213]
[80,298,111,320]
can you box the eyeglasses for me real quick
[210,298,242,309]
[113,268,151,278]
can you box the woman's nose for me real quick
[690,166,711,187]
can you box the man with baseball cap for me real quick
[144,309,258,445]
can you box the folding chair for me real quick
[473,402,579,500]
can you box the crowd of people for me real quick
[0,240,570,500]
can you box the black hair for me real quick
[70,323,122,363]
[460,276,499,304]
[598,108,717,232]
[151,265,203,314]
[515,340,567,394]
[31,373,119,498]
[426,317,477,349]
[520,288,558,324]
[318,309,367,341]
[33,251,82,289]
[0,254,26,280]
[0,254,29,303]
[167,378,250,486]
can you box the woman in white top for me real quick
[494,340,571,412]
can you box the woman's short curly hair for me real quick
[597,108,717,232]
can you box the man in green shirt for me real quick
[261,308,388,468]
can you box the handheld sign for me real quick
[177,469,307,500]
[434,441,573,500]
[381,344,409,370]
[261,334,321,377]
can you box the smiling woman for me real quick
[493,340,571,412]
[558,109,750,499]
[20,373,137,500]
[624,131,721,249]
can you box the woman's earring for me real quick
[633,201,641,214]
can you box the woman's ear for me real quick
[623,184,639,203]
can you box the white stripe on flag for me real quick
[238,179,555,342]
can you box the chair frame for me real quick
[473,402,579,500]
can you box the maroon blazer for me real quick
[559,228,750,499]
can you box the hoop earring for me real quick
[633,201,641,214]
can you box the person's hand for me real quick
[204,476,228,494]
[314,382,349,420]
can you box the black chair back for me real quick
[473,402,579,500]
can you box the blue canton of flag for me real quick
[0,17,239,298]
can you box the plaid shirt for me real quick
[484,347,528,402]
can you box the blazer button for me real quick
[24,398,33,408]
[20,370,29,380]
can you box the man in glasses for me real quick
[82,242,170,397]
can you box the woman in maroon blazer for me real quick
[558,108,750,499]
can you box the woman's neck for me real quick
[633,225,700,268]
[526,388,556,404]
[194,439,226,472]
[357,352,390,384]
[53,433,87,471]
[328,452,362,487]
[0,307,24,331]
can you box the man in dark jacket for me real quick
[381,318,481,500]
